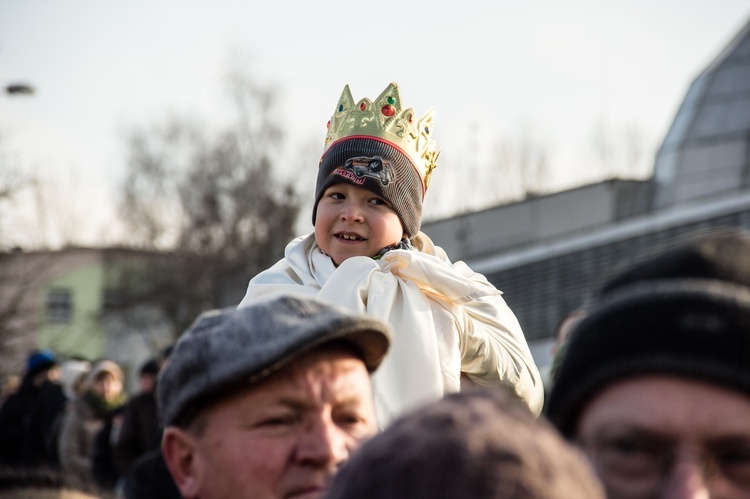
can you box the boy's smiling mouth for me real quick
[336,232,366,241]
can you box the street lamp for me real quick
[4,83,35,95]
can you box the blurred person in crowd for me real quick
[58,360,126,486]
[545,307,587,391]
[58,358,92,401]
[158,294,391,499]
[0,375,20,405]
[119,348,177,499]
[136,358,159,393]
[550,307,587,360]
[114,350,172,481]
[0,350,67,469]
[122,447,181,499]
[327,389,604,499]
[91,401,126,491]
[546,228,750,499]
[0,466,113,499]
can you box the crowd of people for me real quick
[2,82,750,498]
[0,347,172,497]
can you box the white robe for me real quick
[238,232,544,425]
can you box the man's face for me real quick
[168,345,377,499]
[575,375,750,499]
[314,182,405,266]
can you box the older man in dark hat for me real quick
[158,294,391,499]
[546,228,750,499]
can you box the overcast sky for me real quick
[2,0,750,247]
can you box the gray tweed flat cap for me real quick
[158,294,392,427]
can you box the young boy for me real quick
[239,82,543,425]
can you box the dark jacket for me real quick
[92,405,126,490]
[114,390,161,475]
[0,377,66,469]
[123,449,181,499]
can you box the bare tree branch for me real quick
[114,62,301,337]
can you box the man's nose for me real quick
[296,418,350,468]
[662,454,711,499]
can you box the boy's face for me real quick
[315,182,405,266]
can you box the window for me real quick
[46,288,72,323]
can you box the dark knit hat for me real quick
[157,294,392,427]
[546,228,750,437]
[139,358,160,376]
[313,137,424,238]
[26,350,57,378]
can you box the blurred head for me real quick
[159,344,174,367]
[327,389,604,499]
[158,295,392,499]
[138,358,160,393]
[547,307,587,385]
[59,359,91,399]
[550,307,587,358]
[1,375,20,400]
[25,350,59,385]
[85,360,123,403]
[546,228,750,498]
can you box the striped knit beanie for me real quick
[312,136,423,238]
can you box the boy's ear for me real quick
[162,427,200,498]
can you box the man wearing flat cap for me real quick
[546,228,750,499]
[158,294,391,499]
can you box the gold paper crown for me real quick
[323,82,440,190]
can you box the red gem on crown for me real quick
[381,105,396,117]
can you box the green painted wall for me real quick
[38,260,105,361]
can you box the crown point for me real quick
[323,83,439,196]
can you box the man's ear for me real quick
[162,427,200,499]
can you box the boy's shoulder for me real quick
[412,232,448,259]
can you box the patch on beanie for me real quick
[333,156,395,187]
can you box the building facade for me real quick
[0,247,171,390]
